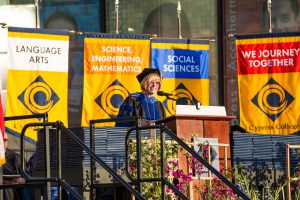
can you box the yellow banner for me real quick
[236,34,300,135]
[81,34,150,127]
[6,27,69,141]
[238,73,300,135]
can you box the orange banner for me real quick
[81,34,151,127]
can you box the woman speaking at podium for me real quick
[116,68,166,127]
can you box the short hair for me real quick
[140,73,162,91]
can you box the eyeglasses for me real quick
[148,81,161,86]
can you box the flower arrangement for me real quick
[127,137,239,199]
[126,137,299,200]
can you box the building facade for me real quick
[0,0,299,126]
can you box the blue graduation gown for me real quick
[116,92,166,127]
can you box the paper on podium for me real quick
[176,105,227,116]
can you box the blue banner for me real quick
[151,38,209,79]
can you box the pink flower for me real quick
[202,147,209,151]
[165,169,170,175]
[225,187,233,195]
[213,188,220,196]
[176,183,184,190]
[130,163,136,171]
[166,187,171,193]
[192,157,197,163]
[291,186,295,191]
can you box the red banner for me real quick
[237,42,300,75]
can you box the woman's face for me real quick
[145,77,161,95]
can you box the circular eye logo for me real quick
[18,76,59,115]
[251,78,294,121]
[162,83,199,115]
[95,79,129,117]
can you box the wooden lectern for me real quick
[158,114,235,169]
[158,114,235,146]
[157,114,235,169]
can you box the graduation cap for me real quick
[136,68,161,83]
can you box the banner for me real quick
[151,38,209,116]
[81,33,151,127]
[236,33,300,135]
[6,27,70,141]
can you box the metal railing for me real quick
[20,120,145,200]
[2,114,250,200]
[123,124,251,200]
[89,116,250,200]
[20,121,83,200]
[1,114,50,198]
[89,116,140,200]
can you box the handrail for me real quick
[123,125,193,200]
[4,113,47,121]
[124,124,251,200]
[89,116,139,199]
[11,115,250,200]
[20,121,83,200]
[3,113,50,199]
[160,124,250,199]
[20,121,145,200]
[59,124,145,200]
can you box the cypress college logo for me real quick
[95,79,129,117]
[251,78,294,121]
[18,75,59,115]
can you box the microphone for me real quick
[157,91,201,110]
[157,91,177,101]
[157,91,173,97]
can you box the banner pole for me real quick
[115,0,119,34]
[34,0,40,28]
[267,0,272,33]
[177,1,182,39]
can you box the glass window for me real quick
[106,0,219,105]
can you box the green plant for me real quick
[128,137,181,199]
[127,137,300,200]
[232,167,260,200]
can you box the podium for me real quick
[157,105,235,145]
[158,114,235,162]
[158,114,235,144]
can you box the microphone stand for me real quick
[165,96,178,101]
[165,96,201,110]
